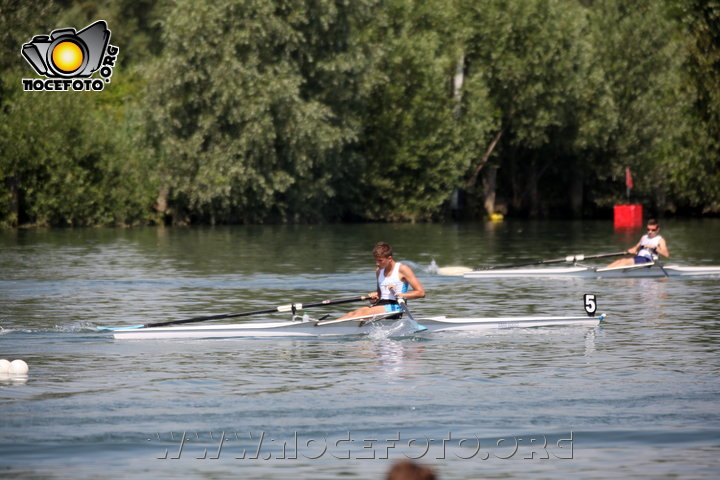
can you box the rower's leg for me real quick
[607,257,635,268]
[332,305,387,322]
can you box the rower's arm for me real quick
[368,268,381,302]
[398,264,426,300]
[628,240,643,255]
[656,238,669,258]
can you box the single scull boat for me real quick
[433,251,720,278]
[460,263,720,279]
[101,311,604,340]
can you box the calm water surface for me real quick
[1,220,719,479]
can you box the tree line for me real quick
[1,0,718,227]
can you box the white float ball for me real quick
[8,359,29,375]
[0,359,10,373]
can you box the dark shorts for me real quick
[374,300,402,319]
[375,299,402,313]
[633,256,653,264]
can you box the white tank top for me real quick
[638,234,663,260]
[378,262,408,300]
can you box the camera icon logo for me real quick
[22,20,110,77]
[21,20,119,92]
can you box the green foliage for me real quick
[1,0,718,227]
[356,0,493,221]
[0,0,159,227]
[464,0,589,148]
[665,0,720,212]
[0,87,157,226]
[144,0,377,224]
[459,0,606,215]
[583,1,684,209]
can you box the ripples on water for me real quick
[1,221,719,479]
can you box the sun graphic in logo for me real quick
[51,41,84,73]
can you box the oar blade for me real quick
[97,324,145,332]
[436,266,473,276]
[394,298,427,333]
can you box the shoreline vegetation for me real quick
[1,0,718,228]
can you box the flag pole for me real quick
[625,167,633,202]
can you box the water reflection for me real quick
[352,339,426,380]
[584,328,596,357]
[0,372,28,385]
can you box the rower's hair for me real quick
[373,242,393,258]
[648,218,659,226]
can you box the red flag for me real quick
[625,167,634,190]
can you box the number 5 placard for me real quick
[584,294,597,316]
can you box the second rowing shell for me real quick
[454,264,720,279]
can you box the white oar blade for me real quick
[436,266,473,276]
[97,324,144,331]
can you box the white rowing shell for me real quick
[461,264,720,279]
[107,313,603,340]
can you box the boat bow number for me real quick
[584,294,597,316]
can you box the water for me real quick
[1,220,719,479]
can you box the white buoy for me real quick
[8,359,29,375]
[0,359,10,373]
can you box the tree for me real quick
[354,0,494,221]
[144,0,378,224]
[460,0,602,216]
[664,0,720,213]
[585,0,690,213]
[0,0,158,227]
[0,90,156,226]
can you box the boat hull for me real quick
[463,264,720,279]
[108,315,602,340]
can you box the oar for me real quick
[653,257,670,278]
[436,251,628,276]
[97,295,369,331]
[388,287,427,332]
[481,251,629,270]
[395,298,427,333]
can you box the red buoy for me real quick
[614,204,643,229]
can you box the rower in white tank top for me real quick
[332,242,425,321]
[636,234,663,263]
[378,261,409,301]
[607,219,670,268]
